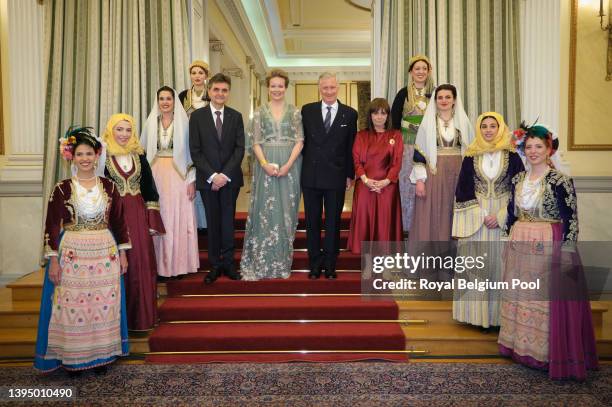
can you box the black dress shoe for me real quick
[204,269,220,285]
[308,265,322,280]
[224,266,241,280]
[325,269,337,280]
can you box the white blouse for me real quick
[437,117,456,144]
[74,178,106,223]
[114,154,134,173]
[518,172,545,210]
[192,89,207,110]
[481,151,502,180]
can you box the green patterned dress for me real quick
[240,104,303,280]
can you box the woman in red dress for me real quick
[348,98,404,254]
[103,113,165,331]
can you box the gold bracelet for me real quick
[259,158,268,167]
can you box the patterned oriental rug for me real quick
[0,363,609,406]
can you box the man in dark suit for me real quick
[189,73,245,284]
[301,72,357,280]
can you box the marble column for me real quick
[0,0,45,195]
[190,0,210,63]
[0,0,45,282]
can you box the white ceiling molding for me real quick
[214,0,268,74]
[261,0,286,56]
[282,29,370,41]
[239,0,371,68]
[284,66,370,81]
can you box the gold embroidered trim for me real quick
[63,223,109,231]
[474,151,510,198]
[106,154,142,196]
[454,199,479,211]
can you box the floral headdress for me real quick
[58,126,97,161]
[511,120,559,155]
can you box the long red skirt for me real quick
[121,194,158,331]
[348,180,403,254]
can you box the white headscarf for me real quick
[414,85,474,173]
[141,87,194,182]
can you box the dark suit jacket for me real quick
[301,101,357,190]
[189,105,245,190]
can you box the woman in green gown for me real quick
[240,70,304,280]
[391,55,434,231]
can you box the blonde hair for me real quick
[266,69,289,87]
[318,72,337,83]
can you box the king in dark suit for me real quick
[189,73,245,284]
[301,72,358,279]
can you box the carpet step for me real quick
[6,271,44,302]
[198,230,350,250]
[197,250,361,270]
[147,322,406,352]
[158,296,399,322]
[232,211,352,231]
[398,301,610,329]
[0,301,40,328]
[166,271,363,296]
[2,327,611,359]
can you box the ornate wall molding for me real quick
[209,39,224,54]
[222,67,244,79]
[573,176,612,193]
[285,68,370,82]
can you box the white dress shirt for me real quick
[321,100,339,127]
[207,104,231,184]
[210,104,224,123]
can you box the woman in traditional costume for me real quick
[391,55,434,232]
[240,70,303,280]
[35,128,130,373]
[103,114,164,331]
[179,59,210,231]
[348,98,403,254]
[141,86,199,279]
[498,124,598,380]
[451,112,524,328]
[409,84,474,244]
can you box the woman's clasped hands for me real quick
[361,175,391,194]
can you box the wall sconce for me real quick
[600,0,612,80]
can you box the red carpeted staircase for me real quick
[146,212,407,363]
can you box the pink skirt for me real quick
[152,157,200,277]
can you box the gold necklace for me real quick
[437,113,453,129]
[74,176,98,194]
